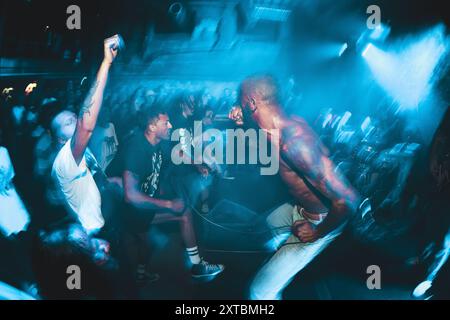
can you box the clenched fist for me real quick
[103,34,123,64]
[228,106,244,126]
[169,198,186,213]
[292,220,321,243]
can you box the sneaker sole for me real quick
[191,267,225,279]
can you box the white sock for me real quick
[186,246,201,265]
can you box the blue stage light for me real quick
[362,25,448,110]
[338,43,348,57]
[369,24,391,41]
[361,43,373,57]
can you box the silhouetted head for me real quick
[239,75,283,127]
[50,110,77,147]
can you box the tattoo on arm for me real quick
[79,81,99,117]
[283,126,359,206]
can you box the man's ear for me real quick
[244,95,256,107]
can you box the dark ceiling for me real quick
[0,0,448,80]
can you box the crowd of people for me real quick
[1,36,237,298]
[0,35,448,300]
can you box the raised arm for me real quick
[71,35,120,164]
[123,171,185,213]
[282,122,361,240]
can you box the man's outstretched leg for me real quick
[153,209,224,279]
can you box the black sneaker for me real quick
[191,260,225,279]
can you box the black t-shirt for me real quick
[122,132,163,232]
[125,133,163,196]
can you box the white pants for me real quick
[250,203,342,300]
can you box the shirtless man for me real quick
[229,75,360,300]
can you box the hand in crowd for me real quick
[103,34,122,64]
[169,198,186,213]
[228,106,244,126]
[291,220,321,243]
[91,238,111,266]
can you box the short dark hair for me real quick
[240,75,280,106]
[140,106,167,129]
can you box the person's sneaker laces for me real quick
[191,260,224,279]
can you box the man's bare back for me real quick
[279,117,330,215]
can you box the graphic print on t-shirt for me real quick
[141,150,162,197]
[104,135,118,165]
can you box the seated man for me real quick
[122,107,224,283]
